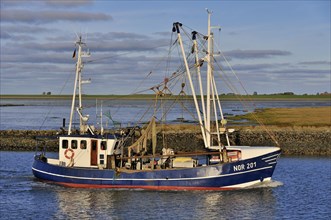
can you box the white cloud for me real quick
[224,49,292,59]
[1,9,112,24]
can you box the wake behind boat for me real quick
[32,11,281,190]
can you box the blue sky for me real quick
[1,0,330,95]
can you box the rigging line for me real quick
[181,23,206,38]
[129,69,157,95]
[70,55,161,127]
[130,33,179,95]
[216,51,271,111]
[100,42,178,113]
[83,51,130,63]
[150,83,188,123]
[106,97,154,130]
[210,49,245,97]
[177,97,200,122]
[156,98,177,122]
[136,55,189,94]
[132,66,186,95]
[165,32,176,78]
[172,97,215,142]
[181,26,194,43]
[213,45,254,104]
[156,70,199,123]
[214,52,279,146]
[212,57,259,116]
[149,60,196,97]
[130,98,155,125]
[38,69,74,130]
[219,50,251,97]
[215,64,242,96]
[196,35,208,55]
[155,94,193,124]
[165,62,186,84]
[181,24,208,54]
[168,71,185,94]
[84,43,170,64]
[214,59,259,114]
[159,60,200,97]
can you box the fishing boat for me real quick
[32,11,281,190]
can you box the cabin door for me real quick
[91,140,98,165]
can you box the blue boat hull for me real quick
[32,150,281,190]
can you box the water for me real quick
[0,151,330,219]
[1,99,329,130]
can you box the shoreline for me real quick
[1,94,330,101]
[1,126,330,156]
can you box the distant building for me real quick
[283,92,294,95]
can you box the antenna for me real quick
[206,8,212,14]
[74,32,80,44]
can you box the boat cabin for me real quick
[58,135,122,169]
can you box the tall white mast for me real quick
[206,9,212,148]
[192,31,207,130]
[68,36,90,135]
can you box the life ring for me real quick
[64,148,75,160]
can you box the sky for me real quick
[1,0,330,95]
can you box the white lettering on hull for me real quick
[233,162,257,172]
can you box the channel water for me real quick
[0,152,330,219]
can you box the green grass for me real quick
[230,106,331,127]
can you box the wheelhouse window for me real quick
[80,140,87,149]
[101,141,107,150]
[71,140,77,149]
[62,140,68,149]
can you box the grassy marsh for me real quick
[230,106,331,127]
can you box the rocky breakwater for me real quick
[156,126,331,156]
[1,126,330,156]
[234,126,331,156]
[0,130,58,151]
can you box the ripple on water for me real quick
[247,180,284,189]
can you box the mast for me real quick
[206,9,212,148]
[208,13,230,148]
[192,31,207,130]
[68,36,90,135]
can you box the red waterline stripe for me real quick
[53,182,238,191]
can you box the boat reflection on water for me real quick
[53,181,282,219]
[197,181,282,219]
[55,189,116,219]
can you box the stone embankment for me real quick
[1,127,330,156]
[234,127,331,156]
[0,130,59,152]
[157,127,331,156]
